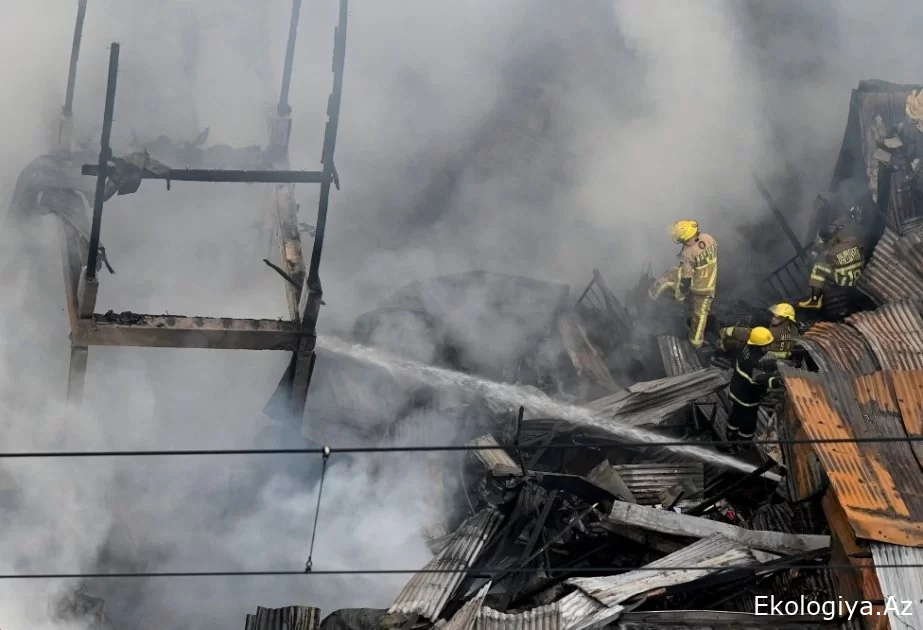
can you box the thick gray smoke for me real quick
[0,1,922,628]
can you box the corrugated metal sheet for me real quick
[611,464,704,505]
[779,366,923,546]
[858,227,923,304]
[390,507,504,620]
[568,536,757,609]
[582,368,730,429]
[244,607,320,630]
[479,602,564,630]
[846,300,923,370]
[444,583,491,630]
[777,401,827,502]
[870,542,923,629]
[468,434,519,474]
[889,370,923,470]
[476,591,604,630]
[558,312,620,392]
[657,335,702,378]
[801,321,879,375]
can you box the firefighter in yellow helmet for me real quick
[726,327,781,444]
[798,223,865,309]
[648,220,718,349]
[718,303,799,361]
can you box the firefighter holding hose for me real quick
[726,327,781,446]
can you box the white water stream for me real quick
[316,336,782,482]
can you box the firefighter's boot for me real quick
[798,288,824,310]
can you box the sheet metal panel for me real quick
[847,300,923,370]
[568,536,757,608]
[858,227,923,304]
[244,607,320,630]
[611,463,704,505]
[468,434,519,474]
[801,321,879,375]
[577,368,730,430]
[657,335,702,378]
[777,401,826,502]
[870,542,923,629]
[780,366,923,546]
[445,583,491,630]
[890,370,923,470]
[390,507,504,620]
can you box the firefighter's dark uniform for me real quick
[800,228,864,309]
[727,345,780,441]
[649,233,718,349]
[719,320,799,361]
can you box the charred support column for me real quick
[752,174,806,259]
[286,0,349,424]
[58,0,87,151]
[67,42,118,405]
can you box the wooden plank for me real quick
[605,501,830,556]
[66,346,88,404]
[58,222,83,331]
[73,314,302,350]
[272,183,305,321]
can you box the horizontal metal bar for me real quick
[81,165,328,184]
[73,314,309,350]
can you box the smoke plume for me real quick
[0,1,921,628]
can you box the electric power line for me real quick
[0,434,922,459]
[0,563,914,580]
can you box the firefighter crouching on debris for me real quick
[648,220,718,349]
[798,223,865,310]
[726,327,781,444]
[717,303,799,361]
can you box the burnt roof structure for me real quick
[20,0,350,428]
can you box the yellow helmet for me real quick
[747,326,774,346]
[768,303,796,322]
[671,220,699,244]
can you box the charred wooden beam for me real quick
[63,0,87,117]
[289,0,349,422]
[271,185,305,320]
[86,43,118,281]
[81,164,327,184]
[72,314,304,350]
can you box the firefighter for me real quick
[726,327,781,444]
[718,303,799,361]
[798,223,865,310]
[648,220,718,349]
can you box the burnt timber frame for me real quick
[60,0,349,425]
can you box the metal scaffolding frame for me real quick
[59,0,349,427]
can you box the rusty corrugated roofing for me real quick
[801,321,878,375]
[443,582,491,630]
[846,300,923,370]
[389,507,504,620]
[779,366,923,546]
[858,227,923,304]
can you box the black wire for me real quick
[3,434,923,459]
[0,564,913,579]
[304,448,330,572]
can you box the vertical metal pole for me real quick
[278,0,303,116]
[63,0,88,116]
[86,43,120,279]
